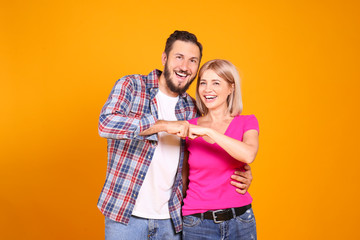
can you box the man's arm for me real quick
[230,164,253,194]
[98,77,157,140]
[139,120,190,138]
[181,151,190,197]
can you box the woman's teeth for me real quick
[205,96,216,99]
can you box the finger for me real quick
[188,128,198,138]
[188,132,200,139]
[230,181,247,189]
[233,171,252,180]
[192,134,199,139]
[231,174,246,182]
[188,134,195,140]
[177,130,186,138]
[233,171,246,176]
[231,181,247,195]
[235,188,247,194]
[181,125,189,137]
[178,126,186,138]
[243,164,251,171]
[231,176,250,189]
[184,123,189,137]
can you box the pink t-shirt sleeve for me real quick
[187,118,197,125]
[243,114,259,133]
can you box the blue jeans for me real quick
[105,216,181,240]
[182,208,257,240]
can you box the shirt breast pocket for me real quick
[128,96,152,117]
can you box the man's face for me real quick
[162,40,201,95]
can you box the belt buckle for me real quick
[212,210,224,223]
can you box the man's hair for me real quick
[164,30,203,60]
[196,59,243,116]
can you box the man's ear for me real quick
[161,52,167,66]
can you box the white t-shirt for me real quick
[132,90,180,219]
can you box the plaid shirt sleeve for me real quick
[98,75,157,141]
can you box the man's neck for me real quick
[158,74,179,98]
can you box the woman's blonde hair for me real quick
[195,59,243,116]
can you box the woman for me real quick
[182,59,259,240]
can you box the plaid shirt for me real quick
[98,69,198,233]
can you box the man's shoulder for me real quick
[178,93,200,119]
[117,73,147,83]
[116,69,160,89]
[181,93,196,105]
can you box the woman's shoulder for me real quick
[234,114,259,132]
[234,114,258,122]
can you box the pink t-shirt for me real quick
[182,115,259,216]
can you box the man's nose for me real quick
[179,60,189,72]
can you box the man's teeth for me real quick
[205,96,216,99]
[176,72,187,77]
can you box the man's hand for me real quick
[164,121,190,138]
[230,164,253,194]
[139,120,189,138]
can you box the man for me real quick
[98,30,252,239]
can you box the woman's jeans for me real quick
[182,208,257,240]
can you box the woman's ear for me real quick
[230,83,235,95]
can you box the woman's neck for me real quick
[203,108,232,123]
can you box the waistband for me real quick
[188,204,252,223]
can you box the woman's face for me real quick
[198,69,233,112]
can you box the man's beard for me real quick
[163,61,196,95]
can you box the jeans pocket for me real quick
[183,215,201,227]
[235,208,255,223]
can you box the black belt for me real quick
[190,204,251,223]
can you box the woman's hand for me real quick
[188,124,211,140]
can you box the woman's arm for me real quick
[188,124,259,164]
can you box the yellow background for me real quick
[1,0,360,239]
